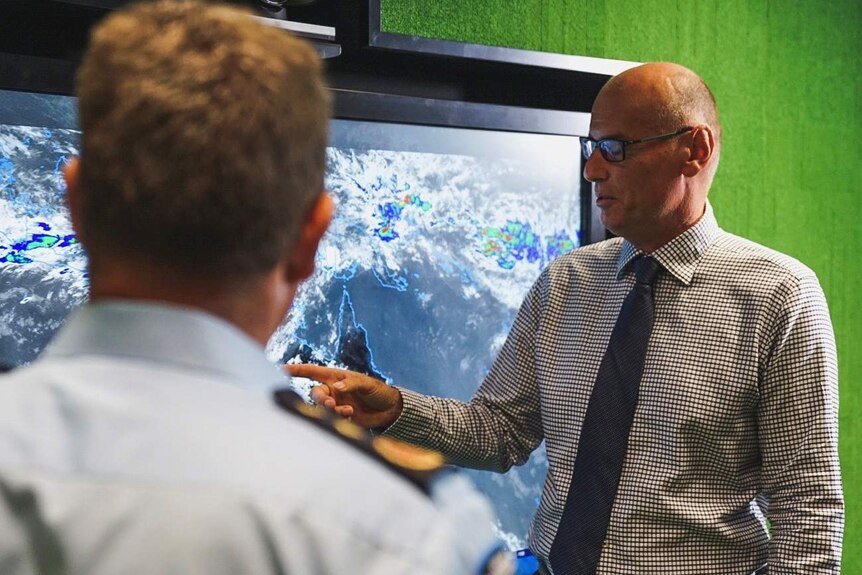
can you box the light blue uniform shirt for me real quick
[0,301,506,575]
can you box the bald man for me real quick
[291,63,843,574]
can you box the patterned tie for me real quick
[548,256,661,575]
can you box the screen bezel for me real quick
[0,67,603,244]
[367,0,638,77]
[0,53,77,99]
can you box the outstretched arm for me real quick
[287,273,549,472]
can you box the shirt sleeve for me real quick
[758,271,844,572]
[385,274,547,472]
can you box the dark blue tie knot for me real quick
[634,256,661,286]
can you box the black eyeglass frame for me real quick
[580,126,694,162]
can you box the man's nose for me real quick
[583,148,608,183]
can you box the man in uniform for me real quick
[0,2,510,574]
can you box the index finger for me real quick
[286,363,348,384]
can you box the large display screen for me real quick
[0,87,586,547]
[0,89,83,365]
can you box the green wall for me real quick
[382,0,862,568]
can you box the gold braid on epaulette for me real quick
[272,389,447,495]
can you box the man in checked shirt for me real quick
[291,62,844,574]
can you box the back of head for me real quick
[75,0,330,279]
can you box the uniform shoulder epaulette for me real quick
[272,388,447,495]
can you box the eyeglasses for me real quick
[580,127,694,162]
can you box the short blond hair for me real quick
[76,0,330,277]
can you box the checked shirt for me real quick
[388,203,843,574]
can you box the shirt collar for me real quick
[43,300,288,394]
[616,201,722,285]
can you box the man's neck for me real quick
[627,202,707,253]
[88,262,288,347]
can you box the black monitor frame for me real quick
[367,0,637,76]
[0,0,605,245]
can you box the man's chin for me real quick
[599,213,622,237]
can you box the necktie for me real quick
[548,256,661,575]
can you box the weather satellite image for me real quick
[0,88,583,547]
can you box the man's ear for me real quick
[62,156,86,244]
[681,125,716,178]
[286,192,333,283]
